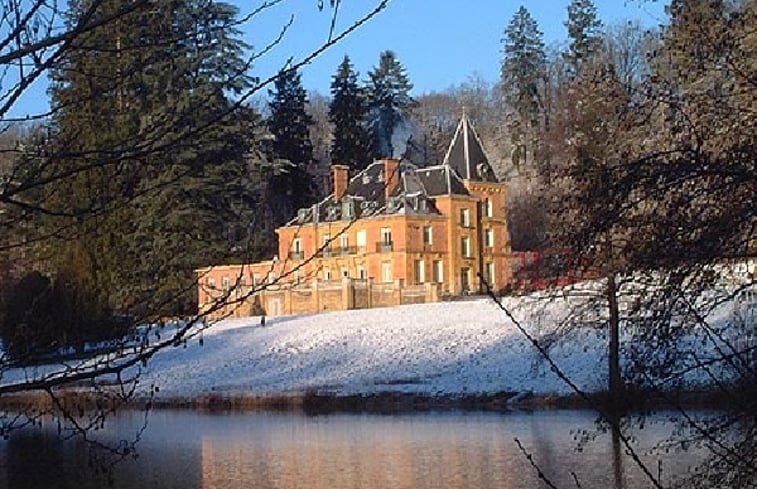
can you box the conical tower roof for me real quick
[442,111,498,182]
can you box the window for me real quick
[341,267,350,278]
[486,262,496,287]
[323,268,332,280]
[291,238,304,259]
[252,274,260,286]
[322,234,331,251]
[356,230,367,250]
[460,208,470,227]
[415,260,426,284]
[207,277,216,289]
[342,200,355,219]
[433,260,444,283]
[423,226,433,245]
[222,276,230,292]
[485,228,494,248]
[357,265,367,279]
[382,262,393,283]
[461,236,471,258]
[485,198,493,218]
[340,234,349,251]
[381,227,392,244]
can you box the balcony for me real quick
[288,251,304,260]
[376,241,394,253]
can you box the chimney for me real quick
[332,164,349,201]
[383,158,401,199]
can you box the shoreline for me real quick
[0,388,729,415]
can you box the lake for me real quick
[0,409,704,489]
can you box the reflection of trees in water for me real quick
[0,412,711,489]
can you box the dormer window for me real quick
[342,199,355,220]
[362,173,371,185]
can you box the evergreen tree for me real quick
[267,68,317,226]
[35,0,262,318]
[564,0,604,75]
[329,56,372,172]
[500,6,546,171]
[366,51,416,159]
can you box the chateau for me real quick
[197,114,512,317]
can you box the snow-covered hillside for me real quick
[130,290,747,399]
[4,281,750,400]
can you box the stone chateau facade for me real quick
[197,114,512,318]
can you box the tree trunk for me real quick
[607,272,623,403]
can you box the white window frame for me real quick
[434,260,444,283]
[323,268,332,280]
[292,237,303,252]
[485,228,494,248]
[460,208,470,227]
[461,236,471,258]
[485,198,493,218]
[423,226,433,245]
[382,262,392,283]
[357,265,367,279]
[380,227,392,244]
[340,234,349,250]
[486,262,495,286]
[415,259,426,284]
[356,230,367,250]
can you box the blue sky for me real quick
[7,0,668,119]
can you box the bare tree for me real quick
[0,0,391,455]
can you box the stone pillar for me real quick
[367,277,374,308]
[285,285,293,315]
[342,277,355,310]
[312,278,320,312]
[425,283,439,303]
[394,278,404,306]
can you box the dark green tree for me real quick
[500,6,546,171]
[329,56,372,171]
[564,0,604,75]
[366,50,416,159]
[267,68,318,226]
[34,0,262,318]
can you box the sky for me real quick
[7,0,669,119]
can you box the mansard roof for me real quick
[286,160,443,226]
[285,113,499,226]
[442,112,498,183]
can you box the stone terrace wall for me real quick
[202,279,440,319]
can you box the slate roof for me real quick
[442,113,498,182]
[286,113,498,226]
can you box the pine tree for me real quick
[36,0,262,318]
[267,68,317,226]
[366,51,416,159]
[564,0,604,75]
[329,56,372,172]
[501,6,546,170]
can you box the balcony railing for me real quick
[317,246,365,258]
[376,241,394,253]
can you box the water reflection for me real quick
[0,410,703,489]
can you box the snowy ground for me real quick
[131,288,748,399]
[4,282,751,400]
